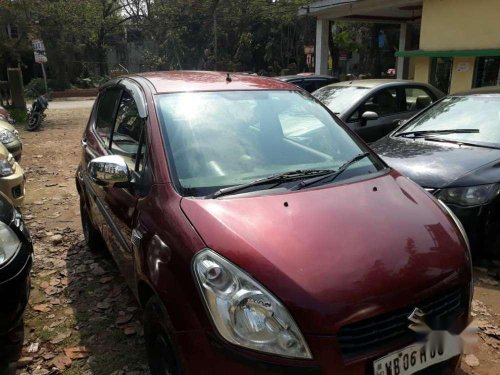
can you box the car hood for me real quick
[181,171,469,334]
[372,136,500,188]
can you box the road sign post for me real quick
[32,39,48,95]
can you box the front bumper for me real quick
[0,243,32,336]
[0,163,25,207]
[446,202,500,256]
[173,329,463,375]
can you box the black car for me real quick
[0,192,32,370]
[372,86,500,257]
[314,79,444,142]
[276,74,339,92]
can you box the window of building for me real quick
[474,57,500,88]
[430,57,453,94]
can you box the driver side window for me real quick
[111,91,146,173]
[349,88,399,121]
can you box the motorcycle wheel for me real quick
[26,112,41,131]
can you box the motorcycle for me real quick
[26,96,49,131]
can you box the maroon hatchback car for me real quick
[76,71,472,375]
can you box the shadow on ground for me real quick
[64,240,149,374]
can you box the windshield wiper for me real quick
[422,136,500,150]
[396,129,479,138]
[209,169,335,199]
[291,152,370,191]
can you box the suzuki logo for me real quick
[408,307,425,325]
[408,307,430,333]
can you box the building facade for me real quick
[302,0,500,93]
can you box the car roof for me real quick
[277,74,335,81]
[452,85,500,97]
[130,71,298,94]
[326,79,424,89]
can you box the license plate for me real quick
[373,332,461,375]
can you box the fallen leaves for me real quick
[63,346,90,360]
[464,354,480,367]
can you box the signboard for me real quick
[456,62,470,73]
[339,51,348,61]
[32,39,48,64]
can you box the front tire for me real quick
[144,296,180,375]
[26,112,41,131]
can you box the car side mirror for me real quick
[88,155,131,188]
[360,111,379,126]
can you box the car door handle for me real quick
[81,138,88,148]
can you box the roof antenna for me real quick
[226,73,232,83]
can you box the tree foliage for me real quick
[1,0,316,87]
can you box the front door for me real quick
[101,90,147,290]
[346,87,403,142]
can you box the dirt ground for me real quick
[9,100,500,374]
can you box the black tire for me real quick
[26,112,41,131]
[80,199,106,252]
[144,296,181,375]
[0,319,24,364]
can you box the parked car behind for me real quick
[0,191,33,370]
[0,144,24,206]
[372,86,500,257]
[276,74,339,92]
[313,79,444,142]
[77,71,471,375]
[0,105,15,124]
[0,120,22,162]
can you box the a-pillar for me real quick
[315,18,330,75]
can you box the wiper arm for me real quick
[396,129,479,138]
[423,136,500,150]
[291,152,370,191]
[209,169,334,199]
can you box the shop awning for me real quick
[395,49,500,58]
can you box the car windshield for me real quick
[156,90,382,196]
[313,86,370,114]
[396,95,500,146]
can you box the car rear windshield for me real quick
[313,86,370,114]
[156,90,382,196]
[397,95,500,146]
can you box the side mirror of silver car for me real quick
[88,155,131,188]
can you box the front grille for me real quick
[337,288,465,358]
[11,185,22,199]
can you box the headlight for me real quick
[193,249,312,359]
[0,129,16,144]
[0,222,21,265]
[0,157,14,177]
[437,184,500,207]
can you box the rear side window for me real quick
[96,89,122,144]
[405,87,433,111]
[111,91,146,172]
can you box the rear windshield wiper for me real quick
[396,129,479,138]
[291,152,370,191]
[209,169,335,199]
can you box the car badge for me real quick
[408,307,429,333]
[408,307,425,324]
